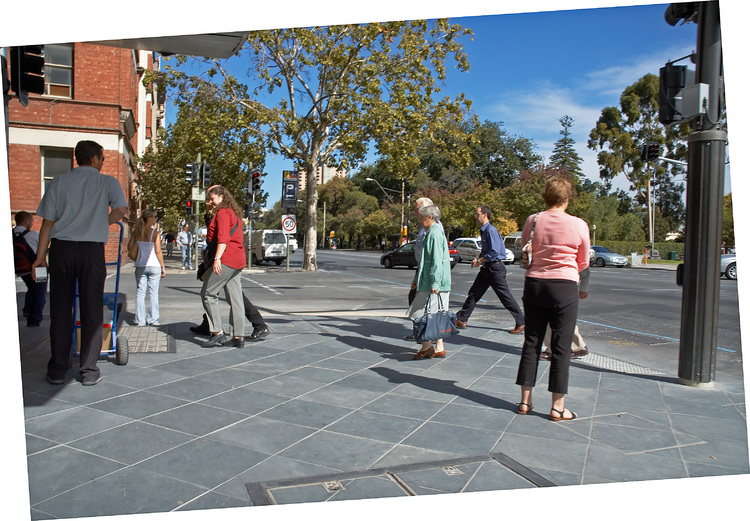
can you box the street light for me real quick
[366,178,406,244]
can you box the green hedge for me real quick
[594,241,685,259]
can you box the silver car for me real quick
[720,253,737,280]
[590,245,629,268]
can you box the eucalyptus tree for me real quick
[159,20,474,270]
[588,73,688,242]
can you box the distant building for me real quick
[297,164,346,192]
[4,43,164,262]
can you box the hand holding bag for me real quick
[413,294,459,343]
[520,213,539,270]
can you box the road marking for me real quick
[243,277,283,295]
[577,319,735,353]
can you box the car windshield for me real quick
[265,232,285,243]
[592,246,611,253]
[400,243,415,252]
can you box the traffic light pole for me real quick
[678,1,726,386]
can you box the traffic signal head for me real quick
[647,142,660,162]
[10,45,46,105]
[185,163,197,184]
[185,200,193,215]
[201,163,212,187]
[251,171,261,192]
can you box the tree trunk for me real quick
[302,165,318,271]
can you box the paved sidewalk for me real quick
[12,266,749,520]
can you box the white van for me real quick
[251,229,288,265]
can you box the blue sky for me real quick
[166,3,699,207]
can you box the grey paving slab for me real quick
[258,398,356,429]
[277,430,396,471]
[134,438,269,489]
[25,406,132,444]
[27,445,125,505]
[197,386,291,416]
[362,393,448,421]
[32,466,208,518]
[85,389,190,419]
[207,416,317,455]
[141,402,249,436]
[67,420,196,465]
[324,409,425,444]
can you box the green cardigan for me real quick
[412,222,452,292]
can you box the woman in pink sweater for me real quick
[515,177,590,421]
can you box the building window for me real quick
[44,44,73,98]
[42,148,73,192]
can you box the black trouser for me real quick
[243,294,265,328]
[456,261,524,327]
[515,277,579,394]
[21,273,47,323]
[47,240,106,381]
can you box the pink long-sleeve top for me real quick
[521,210,590,282]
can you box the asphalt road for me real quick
[149,248,742,379]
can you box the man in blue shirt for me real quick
[455,205,524,334]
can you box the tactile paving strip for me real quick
[118,325,175,353]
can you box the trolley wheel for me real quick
[115,336,129,365]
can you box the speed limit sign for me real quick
[281,214,297,234]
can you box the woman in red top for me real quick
[200,185,247,349]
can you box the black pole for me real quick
[678,1,726,386]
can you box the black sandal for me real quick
[517,402,534,415]
[549,407,577,421]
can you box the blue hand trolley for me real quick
[71,221,129,365]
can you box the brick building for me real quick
[5,42,164,262]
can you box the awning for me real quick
[91,31,249,59]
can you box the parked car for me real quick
[380,241,457,269]
[288,237,298,253]
[590,245,629,268]
[452,237,481,263]
[504,232,523,263]
[721,253,737,280]
[453,236,514,264]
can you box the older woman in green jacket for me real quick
[407,204,452,359]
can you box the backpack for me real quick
[13,229,36,275]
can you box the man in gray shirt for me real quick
[33,140,128,386]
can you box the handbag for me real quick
[412,294,459,343]
[197,218,239,281]
[520,213,539,270]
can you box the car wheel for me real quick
[726,262,737,280]
[383,258,393,269]
[596,257,605,267]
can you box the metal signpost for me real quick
[281,214,296,271]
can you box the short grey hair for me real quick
[419,204,441,221]
[415,197,434,209]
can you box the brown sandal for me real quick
[517,402,534,415]
[549,407,577,421]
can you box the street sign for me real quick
[282,170,298,209]
[191,187,206,201]
[281,214,296,235]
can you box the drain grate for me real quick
[245,452,555,506]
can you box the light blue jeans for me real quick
[134,266,161,325]
[181,245,192,268]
